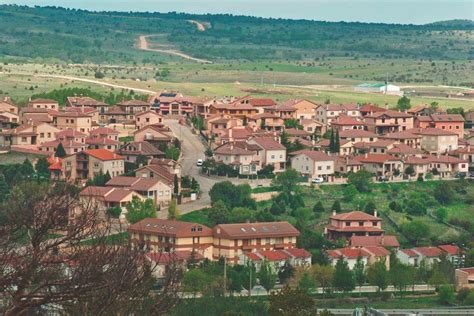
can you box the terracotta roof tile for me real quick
[128,218,212,238]
[214,222,299,239]
[83,149,123,161]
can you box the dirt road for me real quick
[137,35,212,64]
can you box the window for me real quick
[271,155,275,159]
[345,222,351,226]
[359,221,364,226]
[21,137,27,142]
[318,166,322,170]
[372,221,378,226]
[40,133,44,138]
[71,119,75,123]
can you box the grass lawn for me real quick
[314,295,442,309]
[0,151,43,164]
[180,208,212,227]
[81,232,129,246]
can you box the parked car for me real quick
[454,172,466,179]
[378,176,388,182]
[311,177,324,184]
[196,159,204,167]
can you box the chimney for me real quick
[381,235,384,245]
[230,143,234,150]
[365,152,368,158]
[332,209,336,216]
[374,210,378,217]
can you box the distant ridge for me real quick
[426,19,474,27]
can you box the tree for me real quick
[268,285,317,316]
[347,170,373,192]
[332,257,355,293]
[35,157,50,177]
[434,183,455,205]
[298,270,315,294]
[259,261,277,294]
[107,206,122,218]
[435,207,448,222]
[367,261,389,292]
[272,168,300,194]
[165,146,180,161]
[438,285,455,305]
[391,263,412,296]
[0,181,181,315]
[364,201,376,215]
[241,262,257,295]
[334,129,340,153]
[312,201,325,213]
[284,119,303,129]
[209,182,254,209]
[20,159,35,177]
[313,264,334,296]
[278,261,295,285]
[404,166,415,177]
[183,268,208,297]
[229,207,255,223]
[205,147,213,158]
[173,174,179,196]
[401,220,430,245]
[396,96,411,111]
[55,142,67,158]
[331,200,342,212]
[94,71,105,79]
[167,199,180,220]
[329,128,335,153]
[342,184,357,202]
[353,256,366,293]
[126,196,156,224]
[208,200,230,225]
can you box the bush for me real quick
[94,71,105,79]
[389,201,402,212]
[438,284,455,305]
[434,183,455,205]
[464,290,474,305]
[456,287,471,302]
[435,207,448,222]
[107,206,122,218]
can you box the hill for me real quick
[0,5,473,63]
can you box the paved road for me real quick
[164,119,218,215]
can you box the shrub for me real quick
[438,284,455,305]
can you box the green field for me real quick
[0,152,44,165]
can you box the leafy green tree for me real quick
[165,146,180,161]
[434,183,455,205]
[125,197,156,224]
[367,261,389,292]
[364,201,376,215]
[107,206,122,218]
[209,182,254,209]
[438,284,455,305]
[272,168,300,194]
[401,220,430,246]
[312,201,325,213]
[35,157,50,177]
[313,264,334,296]
[404,166,415,177]
[173,174,179,196]
[20,159,35,178]
[428,269,448,289]
[183,268,208,297]
[228,266,245,294]
[268,285,317,316]
[278,261,295,285]
[208,200,230,226]
[298,271,315,294]
[55,142,67,158]
[353,256,366,292]
[404,198,427,215]
[259,261,277,293]
[334,129,340,153]
[464,290,474,305]
[396,96,411,111]
[391,263,412,296]
[332,257,355,293]
[347,170,373,192]
[435,207,448,222]
[229,207,255,223]
[284,119,303,130]
[241,262,257,295]
[342,184,357,202]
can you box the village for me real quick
[0,91,473,295]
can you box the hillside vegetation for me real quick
[0,5,473,64]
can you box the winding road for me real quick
[137,35,212,64]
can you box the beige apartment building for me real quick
[0,122,59,147]
[247,137,286,172]
[62,149,124,181]
[56,112,93,133]
[28,98,59,110]
[135,111,163,130]
[410,128,458,154]
[290,150,335,181]
[315,103,360,125]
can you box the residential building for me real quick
[135,111,163,130]
[128,218,214,259]
[117,99,151,114]
[428,155,468,177]
[415,114,464,138]
[90,127,120,141]
[209,102,258,120]
[207,114,242,139]
[85,137,120,151]
[300,119,325,135]
[334,156,363,174]
[62,149,124,181]
[455,268,474,290]
[380,130,422,148]
[359,104,387,117]
[365,110,414,134]
[279,99,317,120]
[325,211,383,240]
[438,245,463,267]
[315,103,360,125]
[39,140,87,155]
[290,150,335,181]
[28,98,59,110]
[106,176,172,206]
[356,153,403,177]
[241,249,311,272]
[330,115,366,131]
[316,138,354,156]
[328,246,391,270]
[213,142,260,175]
[64,106,99,124]
[56,111,93,133]
[66,96,108,114]
[402,157,431,177]
[397,247,442,267]
[213,221,300,264]
[103,106,135,124]
[79,185,144,219]
[339,129,378,143]
[349,235,400,249]
[117,141,164,163]
[410,128,458,154]
[449,146,474,169]
[0,97,18,114]
[20,107,57,124]
[134,164,177,192]
[247,137,286,172]
[134,125,173,146]
[248,113,285,132]
[0,122,59,148]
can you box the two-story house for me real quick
[290,150,335,182]
[325,211,384,240]
[364,110,414,134]
[247,137,287,172]
[62,149,124,181]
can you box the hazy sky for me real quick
[1,0,473,24]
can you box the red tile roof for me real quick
[259,250,290,261]
[249,98,277,107]
[250,137,285,150]
[84,149,123,161]
[431,114,464,122]
[128,218,213,238]
[284,248,311,258]
[365,110,413,118]
[214,222,299,239]
[339,130,377,138]
[90,127,120,135]
[245,252,262,261]
[400,249,418,257]
[330,211,380,221]
[414,247,443,257]
[85,137,120,146]
[292,150,334,162]
[214,143,255,155]
[327,248,369,259]
[362,246,391,257]
[331,116,365,126]
[355,154,401,164]
[438,244,461,255]
[409,128,458,136]
[350,235,400,248]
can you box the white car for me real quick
[196,159,204,167]
[311,177,324,184]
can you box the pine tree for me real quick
[35,157,50,177]
[173,174,179,196]
[332,257,355,293]
[55,143,66,158]
[334,129,340,153]
[329,129,335,153]
[331,200,342,212]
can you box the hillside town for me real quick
[1,91,474,314]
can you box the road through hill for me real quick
[137,35,212,64]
